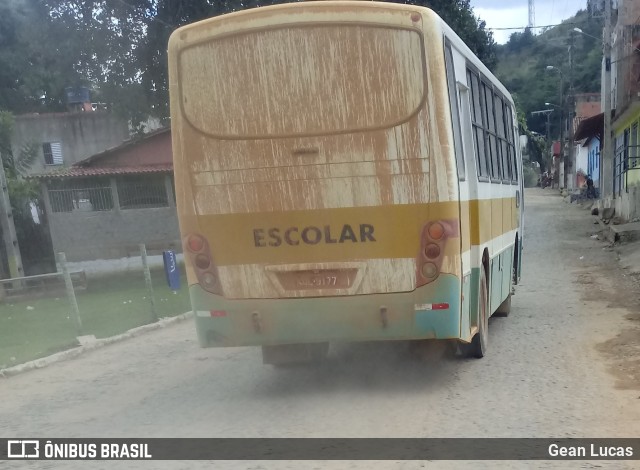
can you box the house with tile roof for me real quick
[28,128,181,261]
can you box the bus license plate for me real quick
[277,270,356,290]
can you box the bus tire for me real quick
[461,268,488,358]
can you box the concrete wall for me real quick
[618,0,640,27]
[12,112,129,175]
[47,206,181,262]
[41,173,182,262]
[615,186,640,222]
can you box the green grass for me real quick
[0,269,192,368]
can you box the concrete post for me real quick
[164,175,175,208]
[601,0,613,206]
[57,251,82,335]
[40,181,53,216]
[110,177,120,211]
[567,32,575,191]
[568,99,576,191]
[140,243,158,323]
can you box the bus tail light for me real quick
[187,234,205,253]
[427,222,445,240]
[416,220,457,287]
[184,233,222,295]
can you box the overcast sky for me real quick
[471,0,588,44]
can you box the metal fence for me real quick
[49,186,114,213]
[0,245,191,371]
[47,175,172,213]
[614,145,625,196]
[613,144,640,197]
[117,176,169,209]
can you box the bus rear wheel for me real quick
[461,268,488,358]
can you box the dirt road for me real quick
[1,189,639,469]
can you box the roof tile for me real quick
[27,164,173,179]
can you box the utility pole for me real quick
[0,158,24,279]
[559,80,565,190]
[547,65,566,189]
[531,109,554,171]
[567,32,576,191]
[601,0,613,204]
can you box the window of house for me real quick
[43,142,63,165]
[117,175,169,209]
[631,123,638,168]
[47,178,113,213]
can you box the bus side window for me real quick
[467,69,488,180]
[507,106,518,183]
[495,95,510,181]
[483,82,500,182]
[445,42,465,180]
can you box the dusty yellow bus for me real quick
[168,1,523,363]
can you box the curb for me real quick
[0,312,193,378]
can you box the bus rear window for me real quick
[177,24,426,138]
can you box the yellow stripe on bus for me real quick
[197,198,517,266]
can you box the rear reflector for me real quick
[210,310,227,317]
[414,303,450,311]
[432,303,449,310]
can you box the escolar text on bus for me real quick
[253,224,376,247]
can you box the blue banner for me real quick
[162,250,180,291]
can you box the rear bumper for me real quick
[190,274,461,347]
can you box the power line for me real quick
[488,21,580,31]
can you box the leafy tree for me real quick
[2,0,497,123]
[407,0,497,70]
[138,0,496,117]
[513,96,549,171]
[504,27,535,53]
[0,110,53,275]
[495,9,604,141]
[0,111,40,209]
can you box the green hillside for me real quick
[494,9,604,139]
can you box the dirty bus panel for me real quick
[168,1,522,363]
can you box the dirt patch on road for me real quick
[575,245,640,391]
[595,271,640,391]
[597,331,640,391]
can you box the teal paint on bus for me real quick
[190,273,462,347]
[459,273,472,341]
